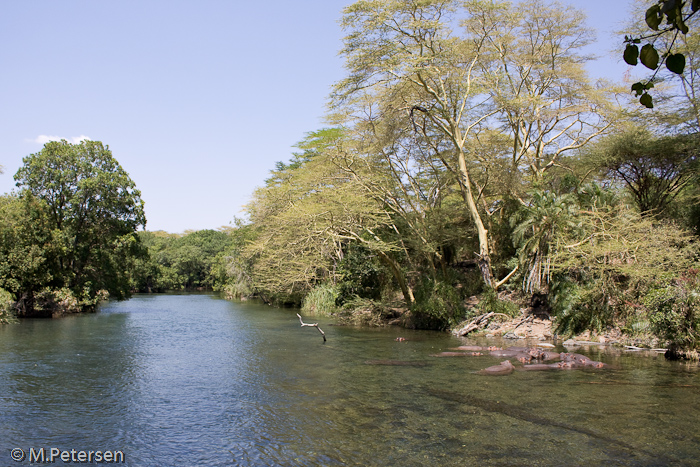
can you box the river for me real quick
[0,293,698,466]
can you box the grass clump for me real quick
[301,283,340,316]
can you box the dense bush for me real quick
[410,273,468,330]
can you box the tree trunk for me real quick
[457,149,494,287]
[377,251,415,306]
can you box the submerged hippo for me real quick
[364,359,428,366]
[489,349,526,358]
[552,361,579,369]
[430,351,473,357]
[539,351,561,361]
[478,360,515,376]
[559,352,607,367]
[519,363,556,371]
[450,345,486,351]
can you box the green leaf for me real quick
[661,0,678,16]
[646,4,662,30]
[631,82,645,95]
[640,93,654,108]
[624,44,639,65]
[666,53,686,74]
[640,44,660,70]
[693,0,700,12]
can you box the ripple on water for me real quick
[0,294,698,466]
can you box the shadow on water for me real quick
[426,387,672,465]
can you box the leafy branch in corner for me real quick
[623,0,699,108]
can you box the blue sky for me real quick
[0,0,638,233]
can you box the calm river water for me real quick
[0,293,699,466]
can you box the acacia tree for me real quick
[592,128,699,215]
[244,129,416,305]
[333,0,614,289]
[469,0,617,183]
[14,140,146,314]
[334,0,503,286]
[331,97,469,278]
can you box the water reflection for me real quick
[0,293,698,466]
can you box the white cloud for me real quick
[31,134,91,145]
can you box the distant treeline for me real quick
[130,229,232,293]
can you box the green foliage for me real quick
[32,287,84,315]
[1,140,145,316]
[549,276,615,335]
[0,288,17,324]
[301,283,340,316]
[0,194,55,301]
[624,0,699,108]
[131,229,232,292]
[336,243,383,303]
[549,196,700,340]
[336,296,398,327]
[645,269,700,349]
[215,222,257,299]
[511,191,579,293]
[590,129,699,215]
[411,274,466,330]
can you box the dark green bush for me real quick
[411,272,467,330]
[548,276,616,336]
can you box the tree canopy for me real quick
[8,140,146,316]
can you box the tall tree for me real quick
[244,129,415,305]
[334,0,502,286]
[469,0,617,183]
[14,140,146,313]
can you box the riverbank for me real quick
[324,290,696,360]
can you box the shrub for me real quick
[549,276,614,335]
[646,269,700,350]
[336,296,397,326]
[477,288,520,318]
[336,243,383,304]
